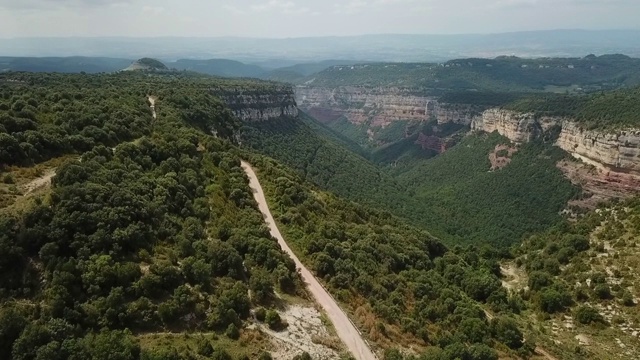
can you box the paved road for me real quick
[241,161,377,360]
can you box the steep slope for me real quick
[240,112,419,218]
[243,154,534,359]
[472,87,640,203]
[394,133,579,247]
[508,198,640,360]
[242,161,377,360]
[0,72,322,360]
[0,71,543,360]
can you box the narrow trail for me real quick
[148,96,157,120]
[241,161,377,360]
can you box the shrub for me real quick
[265,309,284,330]
[2,174,14,184]
[255,307,266,322]
[621,291,635,306]
[225,323,240,340]
[594,284,612,300]
[574,306,604,325]
[293,352,313,360]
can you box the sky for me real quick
[1,0,639,38]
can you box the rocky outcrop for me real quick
[471,109,562,143]
[472,108,640,198]
[214,87,298,122]
[295,86,477,127]
[556,122,640,173]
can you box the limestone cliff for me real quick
[472,108,640,198]
[214,87,298,122]
[295,86,477,127]
[471,109,562,143]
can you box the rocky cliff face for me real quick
[295,86,477,127]
[472,108,640,199]
[214,87,298,122]
[471,109,562,143]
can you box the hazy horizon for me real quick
[2,28,640,40]
[2,0,640,38]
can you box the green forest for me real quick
[3,64,639,359]
[0,72,308,360]
[299,55,640,92]
[502,86,640,129]
[0,70,543,360]
[244,154,532,360]
[243,113,579,248]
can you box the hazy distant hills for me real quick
[0,55,365,80]
[2,30,640,62]
[0,56,132,73]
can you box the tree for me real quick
[0,308,26,359]
[250,270,274,304]
[490,317,523,349]
[225,323,240,340]
[528,271,552,291]
[538,288,571,313]
[265,310,284,330]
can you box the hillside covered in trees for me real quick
[244,154,533,359]
[243,112,580,248]
[0,71,542,360]
[297,55,640,92]
[0,72,307,360]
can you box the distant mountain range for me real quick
[2,30,640,63]
[0,56,367,80]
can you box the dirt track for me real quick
[22,169,56,195]
[241,161,377,360]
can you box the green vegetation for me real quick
[245,154,531,358]
[394,133,579,246]
[0,72,305,359]
[245,110,577,247]
[508,197,640,359]
[136,58,168,70]
[503,86,640,129]
[241,114,421,217]
[301,55,640,92]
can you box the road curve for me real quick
[241,161,377,360]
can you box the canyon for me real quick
[295,85,640,201]
[472,109,640,202]
[295,86,479,127]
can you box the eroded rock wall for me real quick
[295,86,477,127]
[472,108,640,197]
[214,87,298,122]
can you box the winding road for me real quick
[241,161,377,360]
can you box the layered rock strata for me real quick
[214,87,298,122]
